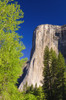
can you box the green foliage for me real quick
[0,0,45,100]
[0,0,24,34]
[34,86,45,100]
[0,0,27,99]
[23,93,37,100]
[43,46,51,100]
[25,85,46,100]
[43,46,66,100]
[57,52,66,100]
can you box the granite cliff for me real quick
[18,24,66,91]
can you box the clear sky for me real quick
[15,0,66,60]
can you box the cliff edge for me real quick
[18,24,66,91]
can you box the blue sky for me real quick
[15,0,66,59]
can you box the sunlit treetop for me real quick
[0,0,24,34]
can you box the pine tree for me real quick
[50,48,58,100]
[57,52,66,100]
[36,86,45,100]
[43,46,51,100]
[43,46,66,100]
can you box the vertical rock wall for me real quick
[18,24,66,91]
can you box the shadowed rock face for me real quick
[59,25,66,59]
[18,24,66,91]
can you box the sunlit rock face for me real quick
[18,24,66,91]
